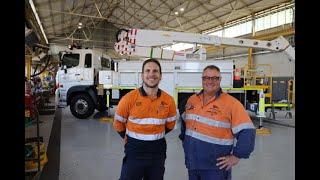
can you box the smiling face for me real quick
[141,62,162,88]
[202,68,221,95]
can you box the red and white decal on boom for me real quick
[174,51,185,56]
[129,29,137,44]
[114,29,137,56]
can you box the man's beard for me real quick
[143,81,159,88]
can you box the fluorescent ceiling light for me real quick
[29,0,48,44]
[180,8,184,11]
[174,12,179,15]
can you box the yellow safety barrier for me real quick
[256,127,272,135]
[99,117,114,123]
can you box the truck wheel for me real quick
[70,94,95,119]
[96,96,107,112]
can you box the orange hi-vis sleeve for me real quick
[184,92,255,146]
[229,98,255,134]
[113,88,177,141]
[112,90,135,132]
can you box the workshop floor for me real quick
[35,107,294,180]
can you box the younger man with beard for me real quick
[113,58,177,180]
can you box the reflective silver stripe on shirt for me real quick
[181,112,186,121]
[232,122,255,134]
[166,115,177,122]
[115,113,126,122]
[128,117,166,125]
[126,129,165,141]
[185,114,230,128]
[185,129,234,145]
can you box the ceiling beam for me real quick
[44,16,127,34]
[194,0,224,25]
[49,36,114,43]
[154,0,200,32]
[68,0,89,39]
[48,0,56,36]
[116,0,135,25]
[38,8,110,21]
[105,0,121,19]
[26,0,48,45]
[81,0,106,41]
[165,0,237,31]
[94,0,103,17]
[61,0,66,39]
[115,3,149,27]
[223,0,240,25]
[238,0,254,14]
[129,0,173,29]
[186,0,266,32]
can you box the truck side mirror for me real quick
[63,65,67,74]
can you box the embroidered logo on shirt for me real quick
[136,101,142,106]
[160,101,168,106]
[185,103,195,110]
[207,105,220,115]
[157,101,169,115]
[159,101,169,110]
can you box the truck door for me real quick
[75,53,94,85]
[56,53,81,107]
[59,53,81,86]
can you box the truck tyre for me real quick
[70,93,95,119]
[96,96,107,112]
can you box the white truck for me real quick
[55,28,295,119]
[55,48,233,119]
[55,48,113,118]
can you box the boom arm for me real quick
[114,28,294,62]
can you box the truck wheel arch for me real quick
[67,85,97,106]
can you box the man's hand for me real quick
[216,155,240,170]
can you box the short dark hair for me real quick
[203,65,220,73]
[142,58,162,74]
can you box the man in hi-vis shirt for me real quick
[180,65,256,180]
[113,58,177,180]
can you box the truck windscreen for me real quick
[61,53,80,68]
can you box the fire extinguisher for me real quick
[234,68,241,80]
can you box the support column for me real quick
[26,57,32,80]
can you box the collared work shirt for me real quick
[181,89,255,169]
[114,87,177,140]
[113,87,177,159]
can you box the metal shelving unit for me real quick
[25,93,42,178]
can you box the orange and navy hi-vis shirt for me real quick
[113,87,177,158]
[180,88,256,169]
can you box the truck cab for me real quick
[55,48,112,119]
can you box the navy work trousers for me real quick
[188,169,232,180]
[119,156,165,180]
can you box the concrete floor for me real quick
[53,107,295,180]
